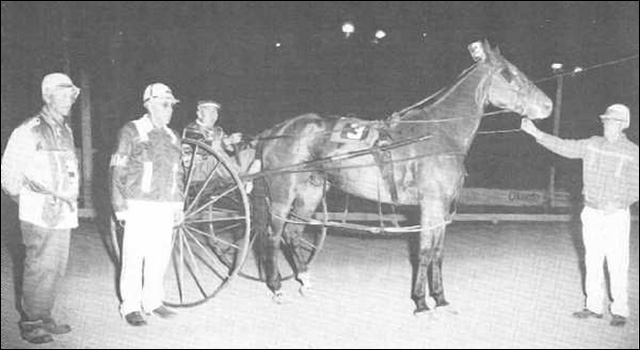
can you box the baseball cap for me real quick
[41,73,79,98]
[143,83,179,104]
[600,104,630,128]
[197,100,221,109]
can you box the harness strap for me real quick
[371,134,399,203]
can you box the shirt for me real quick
[537,133,639,208]
[1,106,79,229]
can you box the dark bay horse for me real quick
[253,41,553,314]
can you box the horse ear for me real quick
[468,41,487,62]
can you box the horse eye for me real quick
[500,67,514,83]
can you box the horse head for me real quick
[470,40,553,120]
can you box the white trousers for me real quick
[580,206,630,317]
[120,200,175,315]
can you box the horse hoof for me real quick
[272,291,290,305]
[298,285,313,297]
[297,273,312,297]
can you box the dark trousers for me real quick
[19,221,70,323]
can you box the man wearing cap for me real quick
[521,104,639,327]
[110,82,184,326]
[181,99,250,183]
[1,73,80,343]
[183,100,242,149]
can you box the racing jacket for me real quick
[111,115,184,214]
[1,106,79,229]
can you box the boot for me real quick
[20,320,54,344]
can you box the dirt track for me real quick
[1,217,638,348]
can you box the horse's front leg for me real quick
[264,202,290,300]
[282,179,325,295]
[413,204,448,314]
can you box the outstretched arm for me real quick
[521,118,588,159]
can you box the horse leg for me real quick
[413,202,448,314]
[427,224,449,309]
[281,178,325,295]
[263,176,298,303]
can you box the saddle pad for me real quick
[330,118,377,147]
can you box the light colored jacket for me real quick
[1,107,79,229]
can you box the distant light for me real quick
[551,62,563,71]
[275,42,282,48]
[375,29,386,40]
[421,32,428,38]
[342,22,355,38]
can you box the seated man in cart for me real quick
[181,99,259,191]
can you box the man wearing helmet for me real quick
[1,73,80,344]
[522,104,639,327]
[110,82,184,326]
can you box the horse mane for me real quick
[399,62,488,122]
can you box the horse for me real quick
[251,40,553,314]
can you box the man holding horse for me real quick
[521,104,639,327]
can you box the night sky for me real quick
[1,1,639,191]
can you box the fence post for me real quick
[80,71,93,210]
[547,65,564,211]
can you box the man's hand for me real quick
[25,179,75,208]
[115,211,128,222]
[226,133,242,145]
[521,118,543,139]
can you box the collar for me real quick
[138,114,177,142]
[40,105,67,128]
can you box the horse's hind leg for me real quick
[281,175,325,294]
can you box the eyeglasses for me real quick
[52,86,80,99]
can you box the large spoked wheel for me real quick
[168,139,251,307]
[109,139,251,307]
[239,196,328,282]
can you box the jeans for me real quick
[19,221,70,322]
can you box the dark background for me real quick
[2,1,639,193]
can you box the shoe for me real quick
[43,319,72,334]
[20,320,54,344]
[150,305,177,319]
[610,315,627,327]
[572,308,603,319]
[124,311,147,326]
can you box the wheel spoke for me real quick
[183,223,241,250]
[185,161,222,214]
[178,230,208,299]
[182,226,229,280]
[186,185,240,220]
[182,145,198,202]
[184,216,246,225]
